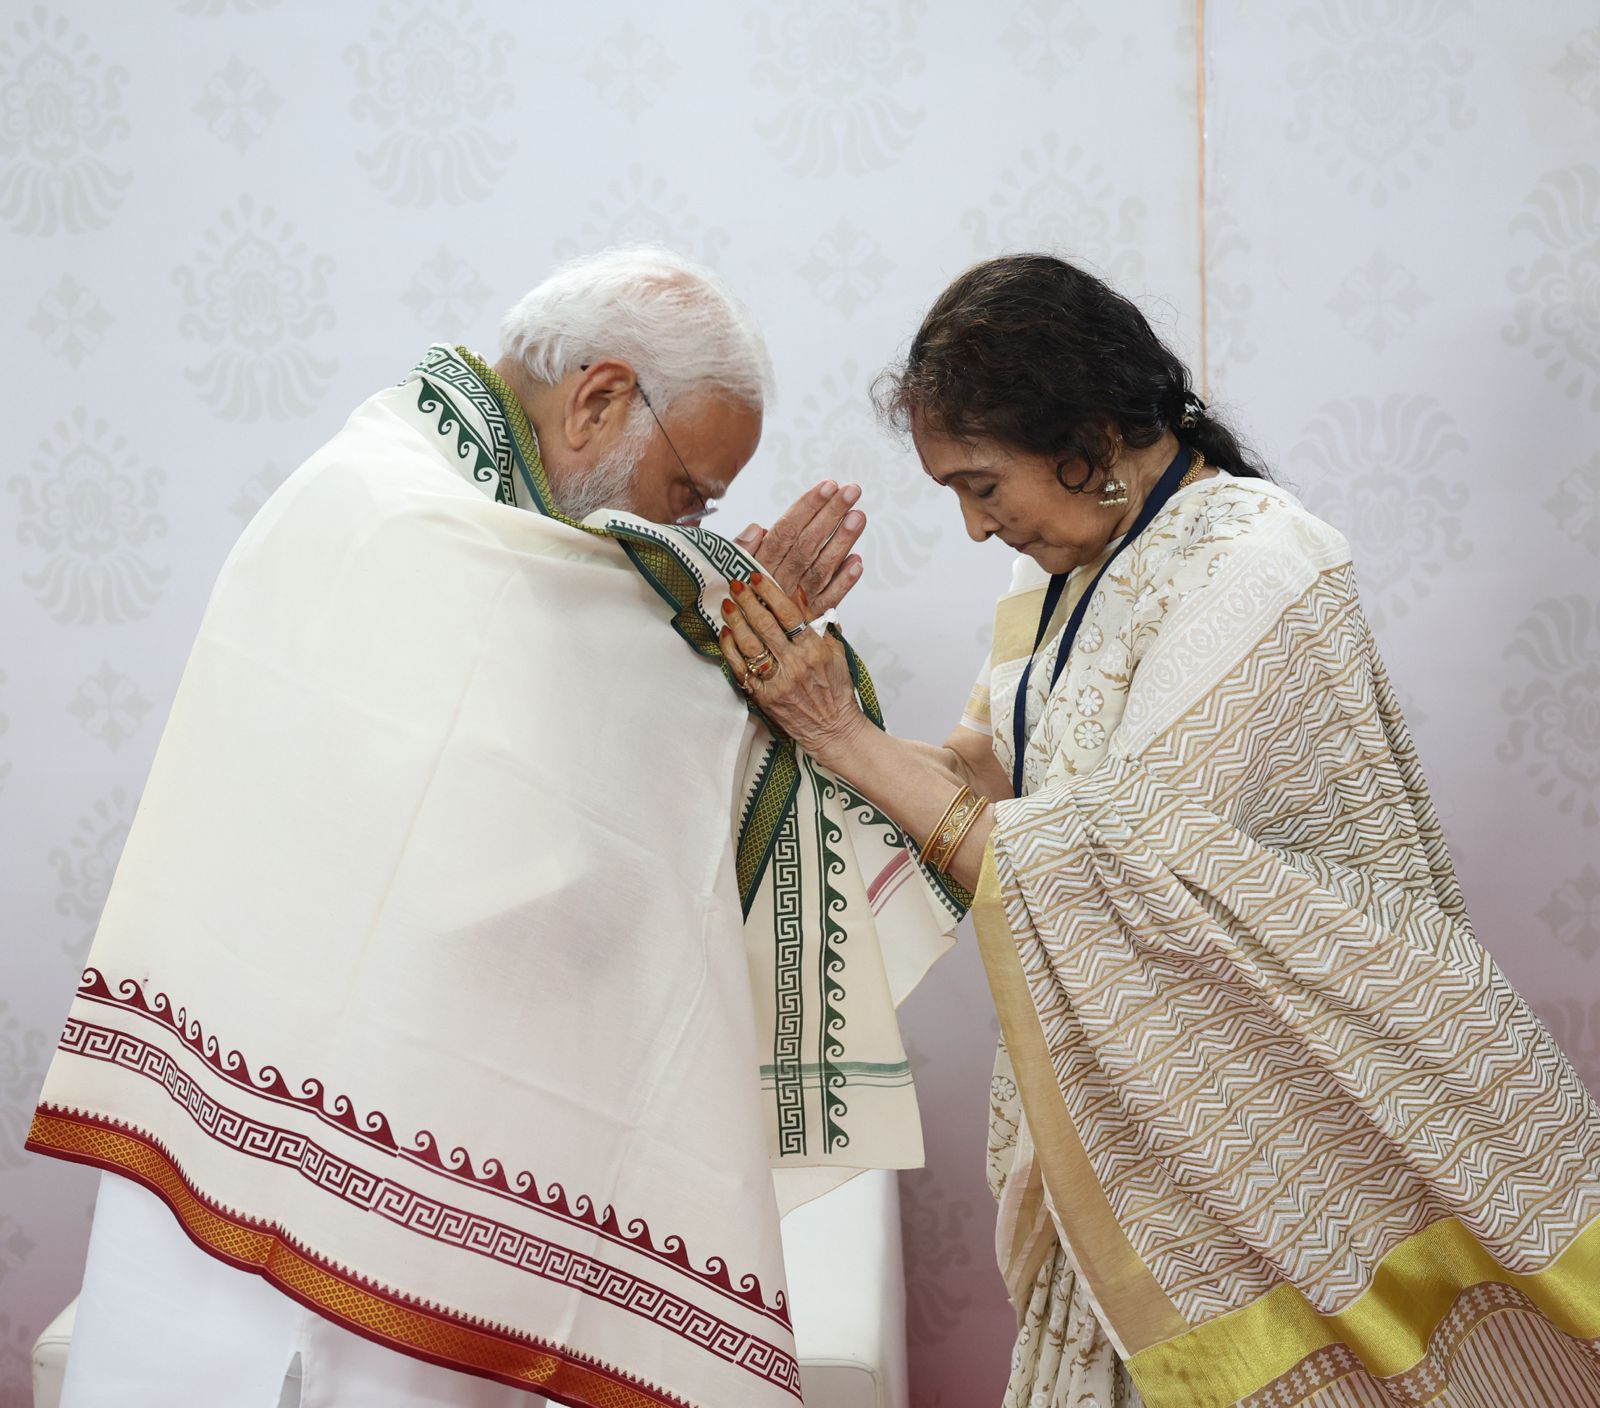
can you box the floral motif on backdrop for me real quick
[172,196,338,421]
[1551,20,1600,114]
[345,0,515,206]
[997,0,1100,89]
[402,246,492,330]
[27,276,112,369]
[1292,395,1471,629]
[1544,451,1600,556]
[10,411,168,627]
[553,162,729,266]
[0,1005,49,1172]
[747,0,925,177]
[798,219,894,317]
[584,20,678,122]
[964,135,1147,286]
[192,55,282,154]
[1326,250,1432,353]
[1285,0,1477,207]
[49,788,137,963]
[0,7,130,236]
[1540,864,1600,962]
[66,663,151,755]
[1500,595,1600,828]
[1505,164,1600,411]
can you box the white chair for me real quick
[33,1168,909,1408]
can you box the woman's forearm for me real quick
[811,721,997,892]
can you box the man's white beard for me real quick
[550,441,641,521]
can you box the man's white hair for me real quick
[499,245,775,414]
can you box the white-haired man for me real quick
[29,247,957,1408]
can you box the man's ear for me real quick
[564,359,636,451]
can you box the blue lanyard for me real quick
[1010,446,1194,795]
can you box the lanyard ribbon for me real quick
[1010,446,1194,795]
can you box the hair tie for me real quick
[1179,392,1207,429]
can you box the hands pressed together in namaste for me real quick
[719,477,870,765]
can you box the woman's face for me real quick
[913,425,1122,576]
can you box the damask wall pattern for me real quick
[0,3,1593,1406]
[1205,0,1600,1105]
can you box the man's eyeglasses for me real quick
[577,362,719,522]
[636,383,719,523]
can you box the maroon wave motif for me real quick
[77,968,399,1152]
[406,1132,789,1327]
[71,968,789,1327]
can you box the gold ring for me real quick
[746,648,774,671]
[751,655,778,679]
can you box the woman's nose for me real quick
[960,498,999,543]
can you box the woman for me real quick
[721,255,1600,1408]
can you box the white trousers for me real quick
[62,1172,545,1408]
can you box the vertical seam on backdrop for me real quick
[1196,0,1210,397]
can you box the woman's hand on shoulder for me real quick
[719,572,870,767]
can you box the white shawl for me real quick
[29,347,957,1408]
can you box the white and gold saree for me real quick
[28,347,958,1408]
[974,472,1600,1407]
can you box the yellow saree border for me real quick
[28,1110,689,1408]
[973,844,1600,1408]
[1127,1209,1600,1408]
[971,845,1189,1354]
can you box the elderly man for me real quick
[29,246,957,1408]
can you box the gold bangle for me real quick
[919,785,972,866]
[921,785,988,873]
[943,793,990,871]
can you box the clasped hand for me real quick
[718,573,867,765]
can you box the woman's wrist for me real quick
[807,706,876,777]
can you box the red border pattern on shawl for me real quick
[72,969,790,1329]
[28,1108,700,1408]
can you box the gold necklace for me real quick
[1176,447,1208,490]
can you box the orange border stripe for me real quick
[29,1110,688,1408]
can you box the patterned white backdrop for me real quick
[0,3,1593,1405]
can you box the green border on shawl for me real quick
[454,348,591,528]
[806,755,850,1152]
[738,742,802,918]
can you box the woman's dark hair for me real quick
[875,254,1266,488]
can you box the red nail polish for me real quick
[721,599,735,615]
[730,579,744,594]
[750,572,764,586]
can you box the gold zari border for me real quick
[29,1111,685,1408]
[972,845,1188,1353]
[1128,1210,1600,1408]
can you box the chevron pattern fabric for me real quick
[980,478,1600,1407]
